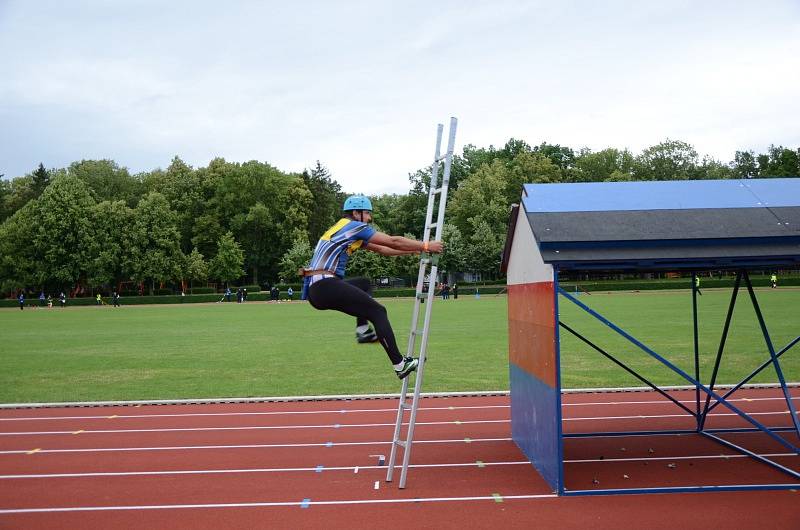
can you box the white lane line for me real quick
[0,437,514,455]
[0,405,511,422]
[565,453,798,464]
[0,493,560,514]
[0,419,509,436]
[2,397,795,422]
[0,460,530,479]
[564,411,798,422]
[4,410,797,436]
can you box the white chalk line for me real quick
[2,410,797,436]
[1,452,798,480]
[565,452,798,464]
[0,437,514,455]
[1,396,795,422]
[0,460,531,479]
[0,419,509,436]
[0,493,560,515]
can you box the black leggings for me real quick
[307,277,403,365]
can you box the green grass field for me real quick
[1,288,798,403]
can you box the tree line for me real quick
[1,140,798,295]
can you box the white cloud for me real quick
[1,1,798,188]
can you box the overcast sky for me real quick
[1,1,798,194]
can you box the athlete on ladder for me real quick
[301,195,444,379]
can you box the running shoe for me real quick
[395,357,419,379]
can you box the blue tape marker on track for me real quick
[300,498,311,508]
[325,442,333,447]
[316,465,323,473]
[378,457,385,466]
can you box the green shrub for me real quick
[189,287,215,294]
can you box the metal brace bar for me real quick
[558,320,696,417]
[558,288,800,454]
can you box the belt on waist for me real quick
[299,268,337,277]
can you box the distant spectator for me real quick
[243,288,248,302]
[112,291,121,307]
[59,292,66,308]
[18,292,24,310]
[453,283,458,299]
[771,273,778,289]
[287,287,294,301]
[96,293,102,306]
[225,287,232,302]
[694,276,702,296]
[441,282,450,300]
[39,291,46,307]
[47,295,53,308]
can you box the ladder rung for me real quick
[401,402,412,410]
[395,440,407,448]
[427,222,438,230]
[416,292,426,299]
[432,187,443,195]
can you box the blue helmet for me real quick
[343,195,373,212]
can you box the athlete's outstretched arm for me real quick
[366,232,443,255]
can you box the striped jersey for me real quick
[307,218,376,279]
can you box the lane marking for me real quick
[0,419,510,436]
[4,409,797,436]
[0,437,513,455]
[0,461,532,480]
[492,493,503,503]
[0,493,561,514]
[3,396,797,422]
[476,460,485,468]
[0,405,512,422]
[565,452,797,464]
[26,448,40,455]
[107,415,118,419]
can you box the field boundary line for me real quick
[1,383,796,409]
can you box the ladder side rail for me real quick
[432,117,457,242]
[421,124,444,244]
[398,119,457,488]
[386,122,443,484]
[398,262,439,488]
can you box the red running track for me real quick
[0,389,797,529]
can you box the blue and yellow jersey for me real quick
[308,218,376,278]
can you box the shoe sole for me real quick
[396,360,419,379]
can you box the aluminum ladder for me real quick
[385,117,458,489]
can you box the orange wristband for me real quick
[422,241,429,253]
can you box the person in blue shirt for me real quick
[302,196,443,379]
[18,292,25,310]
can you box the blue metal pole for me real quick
[558,287,799,454]
[559,321,695,416]
[699,271,741,430]
[700,431,800,480]
[554,270,565,495]
[742,271,800,439]
[706,335,800,415]
[692,272,701,430]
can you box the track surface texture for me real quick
[0,388,797,529]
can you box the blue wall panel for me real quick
[510,362,561,492]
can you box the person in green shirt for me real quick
[694,276,702,296]
[771,273,777,289]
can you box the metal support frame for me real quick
[555,268,800,495]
